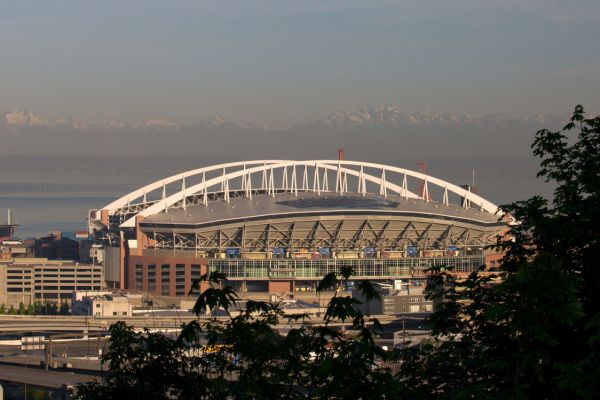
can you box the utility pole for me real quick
[402,315,406,347]
[44,338,52,371]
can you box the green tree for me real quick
[8,305,16,315]
[27,303,34,315]
[74,269,395,399]
[0,303,5,314]
[397,105,600,399]
[18,302,26,315]
[60,300,70,315]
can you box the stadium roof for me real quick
[93,160,503,230]
[142,192,501,229]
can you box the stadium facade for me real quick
[89,160,507,298]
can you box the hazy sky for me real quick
[2,0,599,127]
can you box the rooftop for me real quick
[143,192,502,229]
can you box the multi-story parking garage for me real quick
[89,160,507,298]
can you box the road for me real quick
[0,364,97,390]
[0,313,430,393]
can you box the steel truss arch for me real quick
[101,160,286,212]
[95,160,501,229]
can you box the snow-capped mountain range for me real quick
[2,106,561,132]
[2,109,85,130]
[321,106,558,129]
[1,108,274,132]
[322,106,479,128]
[0,106,572,159]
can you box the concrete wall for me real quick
[269,281,292,294]
[0,263,6,306]
[92,298,132,317]
[103,246,121,288]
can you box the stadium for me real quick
[89,160,507,299]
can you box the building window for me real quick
[135,264,143,290]
[161,264,171,296]
[190,264,202,295]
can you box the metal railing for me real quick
[209,256,485,279]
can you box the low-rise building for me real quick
[0,257,104,307]
[353,281,433,315]
[72,292,132,317]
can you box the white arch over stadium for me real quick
[102,160,286,211]
[97,160,500,228]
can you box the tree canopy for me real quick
[75,106,600,399]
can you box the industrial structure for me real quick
[0,209,18,240]
[89,160,507,298]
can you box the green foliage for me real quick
[74,267,390,399]
[18,302,26,315]
[8,305,15,315]
[74,106,599,399]
[60,300,70,315]
[27,303,34,315]
[397,105,600,399]
[0,303,4,314]
[33,301,43,315]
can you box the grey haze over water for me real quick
[0,155,552,238]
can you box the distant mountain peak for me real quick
[198,115,232,128]
[3,109,48,127]
[194,115,261,131]
[138,119,180,129]
[2,109,82,129]
[319,106,562,129]
[322,106,484,128]
[1,106,563,134]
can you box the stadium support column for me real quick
[135,215,147,256]
[101,209,109,226]
[119,231,126,290]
